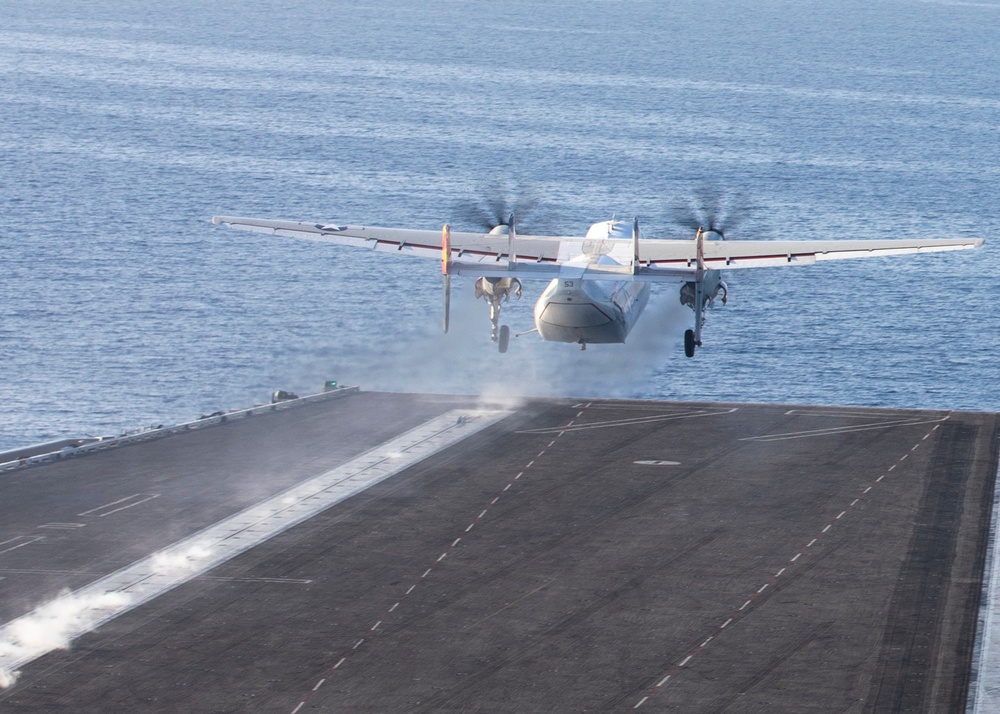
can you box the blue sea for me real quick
[1,0,998,449]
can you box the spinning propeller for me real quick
[669,186,755,239]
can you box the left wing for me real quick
[211,216,983,281]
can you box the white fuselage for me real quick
[531,220,652,346]
[534,274,650,345]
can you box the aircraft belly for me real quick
[535,300,626,344]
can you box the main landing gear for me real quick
[475,277,522,353]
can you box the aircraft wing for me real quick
[211,216,983,281]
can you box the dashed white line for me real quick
[292,702,305,714]
[657,674,671,687]
[721,618,732,628]
[757,583,769,594]
[634,696,649,708]
[422,568,432,578]
[436,552,447,562]
[526,460,535,468]
[807,539,817,547]
[851,499,859,507]
[775,568,786,577]
[313,678,325,691]
[406,585,415,595]
[389,602,399,612]
[822,524,832,533]
[479,510,488,519]
[791,553,801,562]
[334,657,346,668]
[679,655,692,667]
[836,511,846,520]
[452,538,461,547]
[740,600,752,610]
[371,620,381,631]
[353,639,364,649]
[465,523,475,532]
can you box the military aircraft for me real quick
[211,213,982,357]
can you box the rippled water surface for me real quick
[1,0,998,448]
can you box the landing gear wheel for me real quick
[684,329,696,358]
[498,325,510,353]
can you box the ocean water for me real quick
[1,0,998,449]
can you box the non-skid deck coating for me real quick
[0,392,997,712]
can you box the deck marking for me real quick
[78,493,160,517]
[291,703,304,714]
[741,415,947,442]
[313,679,325,691]
[0,537,44,556]
[37,523,85,530]
[520,407,737,434]
[632,422,940,709]
[286,402,590,711]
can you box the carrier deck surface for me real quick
[0,391,997,712]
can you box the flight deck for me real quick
[0,390,997,712]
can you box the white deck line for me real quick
[0,408,510,683]
[968,456,1000,713]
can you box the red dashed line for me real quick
[289,403,592,713]
[632,418,946,708]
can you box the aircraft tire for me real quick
[499,325,510,353]
[684,329,696,358]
